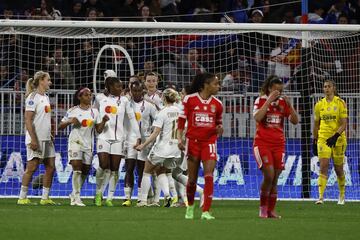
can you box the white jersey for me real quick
[25,92,52,144]
[151,105,181,158]
[61,106,100,151]
[144,90,163,110]
[128,99,158,140]
[98,94,140,141]
[93,92,108,110]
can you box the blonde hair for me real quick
[162,88,179,104]
[25,71,50,97]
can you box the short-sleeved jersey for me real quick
[25,92,52,144]
[128,99,158,140]
[61,106,101,150]
[151,105,181,158]
[253,95,291,146]
[144,90,163,110]
[97,94,140,141]
[314,96,347,140]
[93,92,107,110]
[179,93,223,142]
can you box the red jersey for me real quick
[253,95,291,146]
[179,93,223,142]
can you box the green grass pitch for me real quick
[0,199,359,240]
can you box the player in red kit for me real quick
[253,75,299,218]
[178,72,223,220]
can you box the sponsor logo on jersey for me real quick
[194,112,215,127]
[135,112,142,121]
[194,106,200,110]
[105,106,117,114]
[44,105,51,113]
[266,114,281,124]
[81,119,94,127]
[321,114,336,121]
[98,144,103,150]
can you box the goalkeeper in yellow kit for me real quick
[313,80,347,205]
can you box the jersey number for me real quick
[209,144,216,154]
[172,119,178,140]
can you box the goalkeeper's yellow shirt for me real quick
[314,96,347,141]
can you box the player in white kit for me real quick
[136,88,181,207]
[122,80,158,206]
[144,72,163,110]
[18,71,57,205]
[58,87,109,206]
[95,77,141,207]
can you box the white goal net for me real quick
[0,20,359,200]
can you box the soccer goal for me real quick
[0,20,359,200]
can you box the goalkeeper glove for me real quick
[326,132,341,148]
[312,139,318,156]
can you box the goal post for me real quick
[0,20,359,200]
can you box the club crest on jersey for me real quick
[327,107,331,111]
[211,104,216,113]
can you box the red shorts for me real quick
[185,138,217,161]
[253,143,285,170]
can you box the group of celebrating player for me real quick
[17,68,348,220]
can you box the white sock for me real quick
[72,170,82,198]
[157,173,170,197]
[19,185,28,199]
[42,187,50,200]
[175,180,186,202]
[166,173,177,198]
[139,173,151,202]
[137,187,141,201]
[95,167,105,195]
[154,175,161,203]
[107,171,119,201]
[177,174,203,194]
[124,187,133,200]
[100,169,111,194]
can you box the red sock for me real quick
[186,182,196,206]
[260,190,269,207]
[202,175,214,212]
[268,193,277,212]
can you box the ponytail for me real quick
[25,78,35,97]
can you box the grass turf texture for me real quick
[0,199,359,240]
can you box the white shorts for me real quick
[125,140,149,161]
[68,142,93,165]
[148,151,179,169]
[97,138,124,156]
[26,141,55,161]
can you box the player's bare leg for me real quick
[18,158,40,205]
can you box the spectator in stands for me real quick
[159,0,179,22]
[2,7,14,19]
[249,9,264,23]
[0,65,9,88]
[85,8,99,21]
[308,3,337,24]
[177,48,207,87]
[46,47,74,89]
[139,5,152,22]
[74,41,95,89]
[337,13,349,24]
[84,0,108,17]
[282,9,295,23]
[117,0,138,20]
[65,0,85,20]
[221,60,250,93]
[158,51,178,88]
[230,0,248,23]
[190,0,215,22]
[39,0,62,20]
